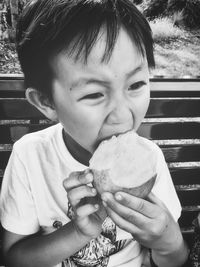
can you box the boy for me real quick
[0,0,189,266]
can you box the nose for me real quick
[106,97,133,125]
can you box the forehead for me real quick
[51,27,147,81]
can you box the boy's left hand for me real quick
[101,191,183,253]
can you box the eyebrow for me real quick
[71,62,146,89]
[125,62,146,79]
[71,78,110,89]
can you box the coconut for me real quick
[89,131,157,198]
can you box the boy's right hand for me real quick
[63,170,107,239]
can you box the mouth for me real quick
[98,129,134,145]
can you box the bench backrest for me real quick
[0,74,200,264]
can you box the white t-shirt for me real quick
[0,123,181,267]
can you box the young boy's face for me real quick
[51,27,150,154]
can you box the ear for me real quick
[26,88,58,122]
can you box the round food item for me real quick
[89,131,157,198]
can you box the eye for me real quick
[79,92,104,100]
[128,81,146,91]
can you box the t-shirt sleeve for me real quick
[152,146,182,222]
[0,145,40,235]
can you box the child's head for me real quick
[16,0,155,155]
[17,0,154,100]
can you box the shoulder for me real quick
[13,123,62,157]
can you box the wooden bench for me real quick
[0,74,200,265]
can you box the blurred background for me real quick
[0,0,200,78]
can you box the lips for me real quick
[98,128,134,144]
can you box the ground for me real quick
[0,27,200,77]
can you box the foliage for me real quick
[182,0,200,28]
[142,0,168,20]
[149,17,200,78]
[150,17,183,42]
[167,0,187,12]
[0,0,28,41]
[168,0,200,28]
[132,0,143,4]
[139,0,200,28]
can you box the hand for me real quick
[63,170,107,239]
[101,191,183,253]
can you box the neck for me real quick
[62,129,92,166]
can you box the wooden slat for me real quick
[170,167,200,185]
[0,151,11,169]
[0,75,24,92]
[1,98,200,119]
[0,76,200,98]
[161,145,200,162]
[0,124,52,143]
[0,75,200,89]
[1,123,200,147]
[176,184,200,191]
[147,98,200,117]
[179,206,200,228]
[0,99,44,119]
[177,190,200,206]
[150,79,200,92]
[0,76,200,261]
[138,121,200,139]
[0,223,4,265]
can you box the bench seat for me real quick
[0,75,200,265]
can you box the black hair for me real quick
[16,0,155,100]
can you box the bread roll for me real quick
[89,131,156,198]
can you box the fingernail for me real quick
[115,193,122,201]
[101,195,107,202]
[86,173,93,182]
[102,201,107,207]
[91,188,97,195]
[94,204,99,210]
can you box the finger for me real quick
[103,191,160,219]
[63,169,93,190]
[147,192,168,210]
[76,203,99,218]
[105,204,142,237]
[68,185,97,207]
[102,193,151,228]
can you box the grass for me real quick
[0,16,200,77]
[149,17,200,78]
[150,17,183,42]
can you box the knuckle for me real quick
[121,196,131,206]
[63,177,70,191]
[149,225,159,238]
[110,200,118,210]
[68,171,78,179]
[140,232,149,243]
[159,210,167,223]
[149,213,168,238]
[67,190,73,201]
[78,172,85,183]
[78,171,91,184]
[63,179,69,189]
[136,199,145,212]
[126,213,134,222]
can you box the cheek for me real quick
[140,94,150,116]
[58,104,105,145]
[131,92,150,129]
